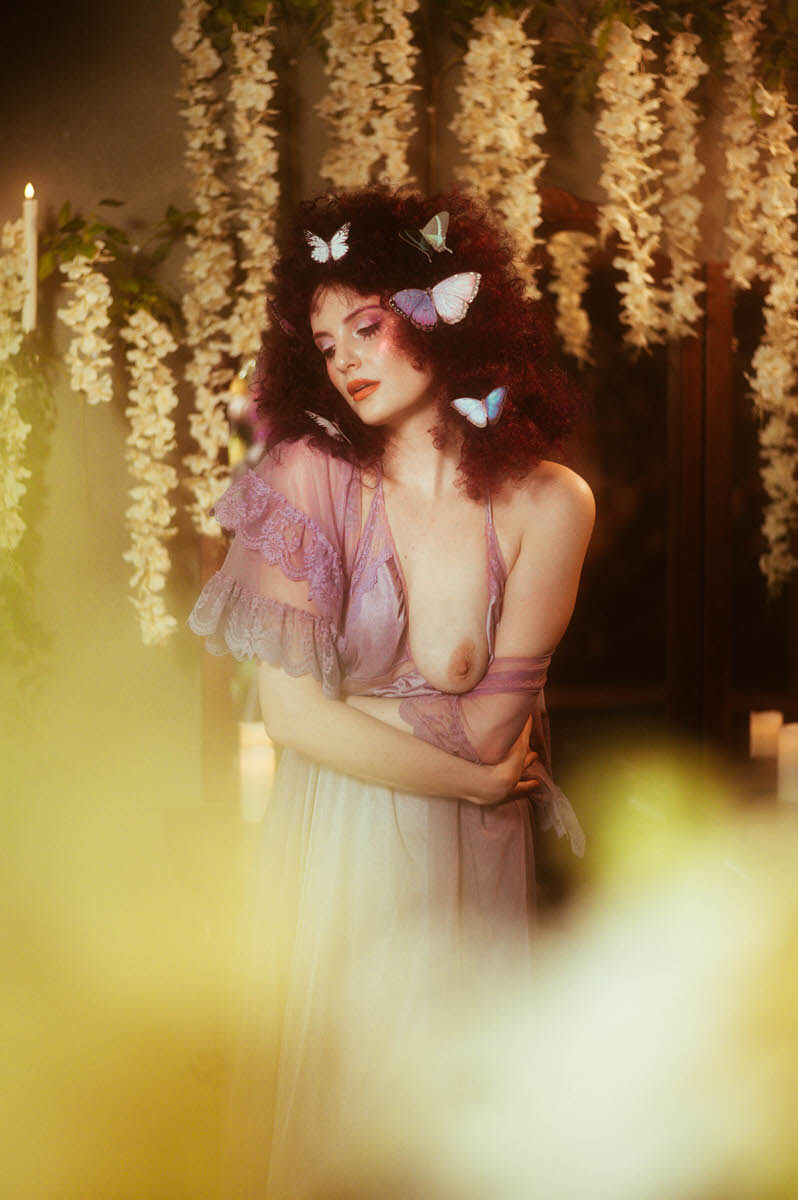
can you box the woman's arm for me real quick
[259,662,535,805]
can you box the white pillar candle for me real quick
[22,182,38,332]
[238,721,275,823]
[749,710,783,758]
[777,723,798,805]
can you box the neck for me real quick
[380,402,464,499]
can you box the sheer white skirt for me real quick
[218,746,536,1200]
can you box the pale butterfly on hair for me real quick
[389,271,481,330]
[305,410,351,443]
[451,386,507,428]
[399,211,453,261]
[304,221,351,263]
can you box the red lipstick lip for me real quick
[347,378,379,399]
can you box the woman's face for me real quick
[309,286,436,427]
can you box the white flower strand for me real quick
[0,218,31,552]
[594,18,665,350]
[373,0,420,184]
[173,0,237,535]
[450,9,548,299]
[317,0,383,187]
[547,230,597,365]
[119,309,180,644]
[228,18,279,361]
[721,0,767,290]
[318,0,420,188]
[56,251,115,405]
[660,28,709,340]
[745,83,798,592]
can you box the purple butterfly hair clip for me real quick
[389,272,481,331]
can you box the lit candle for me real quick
[749,710,783,758]
[777,723,798,805]
[22,182,38,332]
[238,721,275,823]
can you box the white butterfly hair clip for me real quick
[304,221,351,263]
[451,386,507,428]
[389,271,481,330]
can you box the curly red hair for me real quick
[252,184,584,500]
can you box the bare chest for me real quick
[362,478,499,693]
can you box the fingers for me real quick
[510,778,542,798]
[524,750,539,769]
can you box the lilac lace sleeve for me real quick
[188,443,349,699]
[399,655,585,856]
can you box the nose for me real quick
[333,335,360,374]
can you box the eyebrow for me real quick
[312,304,383,341]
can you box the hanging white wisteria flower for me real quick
[373,0,420,184]
[173,0,237,534]
[594,17,665,350]
[450,8,547,299]
[317,0,383,187]
[659,26,708,340]
[547,230,597,365]
[228,16,279,361]
[0,218,31,552]
[318,0,420,188]
[744,83,798,593]
[721,0,767,291]
[119,308,180,644]
[56,251,114,405]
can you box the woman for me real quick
[189,185,594,1198]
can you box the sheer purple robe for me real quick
[188,435,584,1197]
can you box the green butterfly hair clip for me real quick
[399,211,453,261]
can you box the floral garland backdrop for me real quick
[317,0,420,188]
[745,81,798,594]
[594,16,665,351]
[0,219,31,553]
[56,250,114,406]
[547,230,597,366]
[120,310,181,644]
[228,16,280,362]
[450,8,547,299]
[173,0,238,535]
[659,25,708,341]
[721,0,767,291]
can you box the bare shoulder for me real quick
[506,460,595,542]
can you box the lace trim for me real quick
[212,471,344,626]
[347,480,395,624]
[188,571,342,699]
[398,694,481,764]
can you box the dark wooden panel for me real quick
[703,263,734,744]
[666,325,704,736]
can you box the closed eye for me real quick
[319,321,380,361]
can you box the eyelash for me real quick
[322,321,381,361]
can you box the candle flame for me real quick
[24,182,35,199]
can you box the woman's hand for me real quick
[472,714,541,807]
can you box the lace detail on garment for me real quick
[188,572,342,699]
[398,694,481,764]
[213,471,344,627]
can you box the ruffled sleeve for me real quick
[188,438,353,699]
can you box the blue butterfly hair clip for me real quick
[451,386,507,428]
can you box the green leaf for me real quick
[57,201,72,227]
[38,250,56,280]
[60,217,85,235]
[98,198,125,207]
[118,279,142,294]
